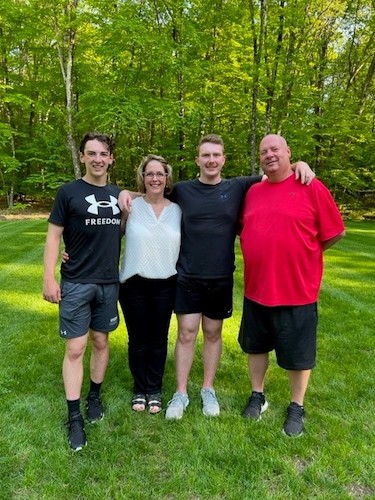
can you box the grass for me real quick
[0,219,374,499]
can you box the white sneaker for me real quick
[201,387,220,417]
[165,392,189,420]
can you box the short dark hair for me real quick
[79,132,115,155]
[197,134,224,154]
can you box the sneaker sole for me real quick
[87,413,104,424]
[70,441,87,451]
[165,414,183,420]
[203,407,220,417]
[165,399,189,420]
[282,428,304,438]
[165,409,185,420]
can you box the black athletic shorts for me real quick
[174,275,233,320]
[238,297,318,370]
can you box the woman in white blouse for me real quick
[119,154,181,414]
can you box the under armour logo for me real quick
[85,194,120,215]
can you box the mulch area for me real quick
[0,209,49,221]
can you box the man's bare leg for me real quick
[243,353,269,420]
[86,330,109,422]
[202,316,223,389]
[200,316,223,416]
[283,369,311,436]
[89,330,109,384]
[174,313,201,394]
[63,335,88,400]
[288,369,311,406]
[248,353,269,393]
[63,334,88,450]
[165,313,201,419]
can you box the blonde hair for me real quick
[197,134,224,154]
[136,154,173,194]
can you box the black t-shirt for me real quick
[170,176,261,278]
[48,179,122,283]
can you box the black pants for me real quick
[119,275,176,395]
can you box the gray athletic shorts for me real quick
[238,297,318,370]
[174,275,233,320]
[59,280,120,339]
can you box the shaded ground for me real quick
[0,199,51,220]
[0,209,49,221]
[0,213,49,221]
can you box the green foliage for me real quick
[4,201,32,213]
[0,154,20,174]
[21,171,73,194]
[0,1,374,200]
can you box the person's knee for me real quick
[65,341,86,362]
[91,332,109,352]
[201,317,223,342]
[93,338,108,352]
[177,327,198,346]
[202,326,222,343]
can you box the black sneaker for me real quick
[243,391,269,420]
[67,413,86,451]
[86,393,104,423]
[283,402,305,437]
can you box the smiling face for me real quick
[259,134,292,182]
[80,139,114,185]
[142,159,168,196]
[196,142,226,184]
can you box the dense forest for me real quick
[0,0,374,209]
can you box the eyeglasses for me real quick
[143,172,167,179]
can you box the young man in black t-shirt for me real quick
[43,132,122,451]
[165,135,262,419]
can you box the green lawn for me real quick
[0,219,374,499]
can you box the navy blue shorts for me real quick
[59,281,120,339]
[238,297,318,370]
[174,276,233,320]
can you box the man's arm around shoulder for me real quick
[118,189,143,212]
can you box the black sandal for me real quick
[146,393,162,414]
[131,394,146,412]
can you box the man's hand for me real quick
[61,250,69,263]
[293,161,315,185]
[118,190,133,212]
[43,277,61,303]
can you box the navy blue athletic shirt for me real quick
[169,176,261,279]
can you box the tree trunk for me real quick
[7,185,14,208]
[249,0,267,174]
[265,0,285,134]
[54,0,80,179]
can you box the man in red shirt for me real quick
[238,134,345,436]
